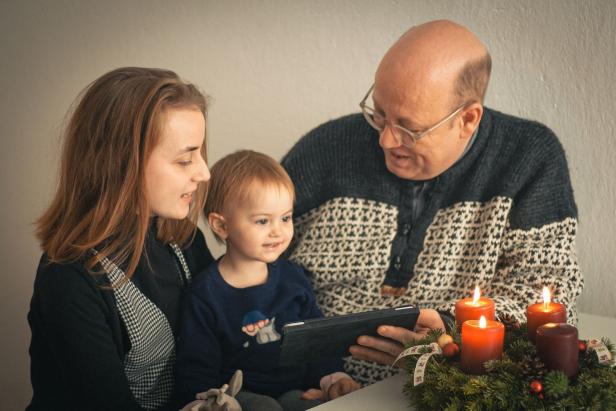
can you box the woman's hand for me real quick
[349,308,445,366]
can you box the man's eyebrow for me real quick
[399,118,422,132]
[373,98,422,131]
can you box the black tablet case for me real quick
[279,305,419,365]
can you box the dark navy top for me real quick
[175,259,342,403]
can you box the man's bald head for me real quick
[376,20,491,108]
[369,20,490,181]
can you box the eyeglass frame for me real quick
[359,84,469,148]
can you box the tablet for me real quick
[278,305,419,366]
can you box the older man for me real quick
[282,20,582,385]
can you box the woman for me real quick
[28,67,213,410]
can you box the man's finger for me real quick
[349,344,397,365]
[356,333,404,356]
[377,325,424,343]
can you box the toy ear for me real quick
[227,370,243,397]
[195,387,220,401]
[208,212,228,240]
[216,384,229,405]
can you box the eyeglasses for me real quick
[359,84,467,148]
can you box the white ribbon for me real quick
[587,338,614,366]
[392,342,442,386]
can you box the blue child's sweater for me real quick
[175,259,342,404]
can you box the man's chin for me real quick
[385,159,422,180]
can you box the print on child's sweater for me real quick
[241,310,281,345]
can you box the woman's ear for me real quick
[208,212,228,240]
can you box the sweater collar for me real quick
[400,108,490,189]
[433,107,493,188]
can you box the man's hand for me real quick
[349,308,445,366]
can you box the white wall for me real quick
[1,0,614,408]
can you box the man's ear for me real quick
[459,102,483,140]
[208,212,228,240]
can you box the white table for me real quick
[310,313,616,410]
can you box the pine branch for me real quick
[544,370,568,398]
[404,323,616,410]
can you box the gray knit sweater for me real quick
[282,108,583,385]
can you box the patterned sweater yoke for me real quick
[282,108,583,385]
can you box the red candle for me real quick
[460,316,505,374]
[526,287,566,343]
[536,323,579,378]
[455,286,495,327]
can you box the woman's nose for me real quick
[193,156,210,182]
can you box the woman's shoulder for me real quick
[35,255,100,286]
[32,255,111,312]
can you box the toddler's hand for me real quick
[327,377,360,400]
[301,388,325,401]
[178,399,204,411]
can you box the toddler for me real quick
[175,150,359,411]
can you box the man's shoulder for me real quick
[486,108,560,144]
[282,113,369,161]
[484,107,566,159]
[301,112,366,140]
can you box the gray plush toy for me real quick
[189,370,243,411]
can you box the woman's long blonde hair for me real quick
[36,67,209,278]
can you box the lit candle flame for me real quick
[472,286,481,305]
[479,315,487,328]
[542,287,551,310]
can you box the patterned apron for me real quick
[96,243,192,410]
